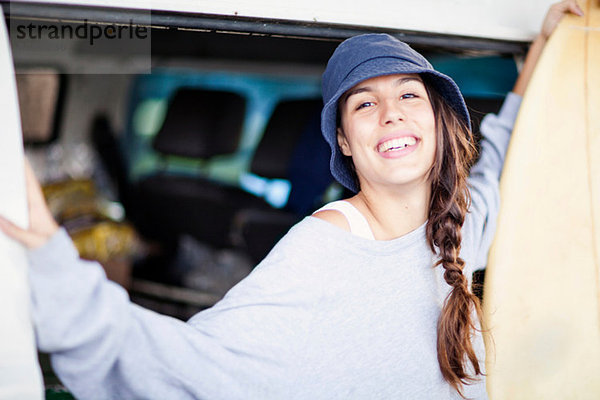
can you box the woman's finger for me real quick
[541,0,584,40]
[564,0,584,16]
[0,215,48,249]
[23,159,59,237]
[0,160,60,249]
[24,159,49,212]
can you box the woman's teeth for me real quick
[377,137,417,153]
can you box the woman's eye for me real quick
[356,101,375,110]
[400,93,417,100]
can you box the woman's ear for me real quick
[337,127,352,156]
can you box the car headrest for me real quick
[250,98,322,179]
[152,88,246,158]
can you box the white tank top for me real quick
[313,200,375,240]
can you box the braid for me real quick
[424,80,483,398]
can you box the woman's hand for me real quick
[0,160,59,249]
[513,0,584,96]
[541,0,584,41]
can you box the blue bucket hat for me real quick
[321,33,471,193]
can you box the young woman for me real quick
[0,1,582,399]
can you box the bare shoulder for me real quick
[311,209,350,232]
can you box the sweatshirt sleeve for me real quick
[28,226,319,400]
[463,92,522,272]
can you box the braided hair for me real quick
[424,78,483,397]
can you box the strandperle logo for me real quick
[9,14,152,74]
[14,19,149,46]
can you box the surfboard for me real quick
[483,0,600,398]
[0,11,44,400]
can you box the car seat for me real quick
[134,87,264,248]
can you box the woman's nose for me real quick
[380,99,405,125]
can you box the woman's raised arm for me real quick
[463,0,584,270]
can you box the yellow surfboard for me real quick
[483,0,600,398]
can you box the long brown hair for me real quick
[424,78,483,397]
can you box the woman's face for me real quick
[337,73,437,193]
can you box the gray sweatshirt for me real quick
[28,93,521,400]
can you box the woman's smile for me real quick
[376,133,420,158]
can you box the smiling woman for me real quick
[0,2,583,399]
[313,34,483,396]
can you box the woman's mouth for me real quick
[377,136,417,153]
[377,136,418,158]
